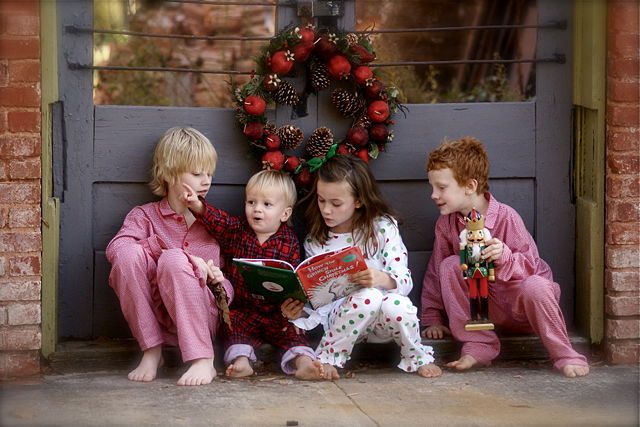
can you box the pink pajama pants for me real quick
[109,246,220,363]
[438,255,587,370]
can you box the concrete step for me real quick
[47,335,591,374]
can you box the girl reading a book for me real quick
[282,155,442,379]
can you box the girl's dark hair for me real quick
[302,155,397,257]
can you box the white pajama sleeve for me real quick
[375,218,413,297]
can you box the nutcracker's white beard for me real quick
[470,243,482,263]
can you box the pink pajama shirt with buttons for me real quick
[106,199,233,363]
[421,193,587,370]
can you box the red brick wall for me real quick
[605,0,640,364]
[0,0,42,378]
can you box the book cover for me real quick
[233,246,367,309]
[233,259,308,304]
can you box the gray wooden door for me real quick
[56,0,574,339]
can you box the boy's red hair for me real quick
[426,136,490,194]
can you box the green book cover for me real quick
[233,246,367,308]
[233,259,308,304]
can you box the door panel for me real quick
[91,103,538,337]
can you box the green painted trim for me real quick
[572,0,606,344]
[41,0,60,357]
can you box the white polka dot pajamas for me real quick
[304,217,435,372]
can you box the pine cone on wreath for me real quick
[306,127,334,158]
[310,63,330,91]
[276,125,304,150]
[263,122,277,134]
[353,109,372,129]
[331,88,364,118]
[273,81,300,106]
[346,33,359,46]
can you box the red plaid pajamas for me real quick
[226,305,309,352]
[194,200,314,372]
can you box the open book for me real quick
[233,246,367,309]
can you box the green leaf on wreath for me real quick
[369,143,379,159]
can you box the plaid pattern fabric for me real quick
[195,198,300,299]
[226,306,310,352]
[195,200,306,351]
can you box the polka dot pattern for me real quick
[304,217,434,372]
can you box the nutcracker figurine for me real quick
[459,208,495,331]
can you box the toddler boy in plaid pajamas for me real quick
[182,169,326,380]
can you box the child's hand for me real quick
[351,268,396,290]
[281,298,305,320]
[282,324,304,335]
[180,183,204,215]
[481,238,504,262]
[193,256,225,284]
[205,260,225,284]
[421,324,451,339]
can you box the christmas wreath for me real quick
[234,25,403,189]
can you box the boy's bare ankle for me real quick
[445,354,478,371]
[177,357,216,386]
[128,345,163,382]
[225,356,254,378]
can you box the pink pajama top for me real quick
[420,193,553,326]
[106,198,233,299]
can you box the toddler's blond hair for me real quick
[246,169,297,208]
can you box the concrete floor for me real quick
[1,354,638,427]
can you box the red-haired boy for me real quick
[421,137,589,377]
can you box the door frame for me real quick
[45,0,589,343]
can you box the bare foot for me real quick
[446,354,478,371]
[321,363,340,380]
[225,356,254,378]
[177,358,216,386]
[417,363,442,378]
[294,356,325,380]
[128,345,163,382]
[562,364,590,378]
